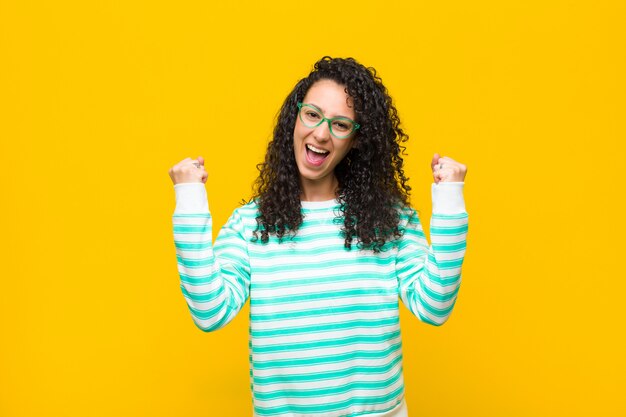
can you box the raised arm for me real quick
[396,154,469,326]
[170,158,251,332]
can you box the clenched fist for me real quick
[431,153,467,183]
[168,156,208,185]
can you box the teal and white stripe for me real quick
[172,183,468,417]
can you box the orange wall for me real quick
[1,1,624,416]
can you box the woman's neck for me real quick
[300,175,339,202]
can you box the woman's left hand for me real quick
[431,153,468,183]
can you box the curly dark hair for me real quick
[251,56,412,252]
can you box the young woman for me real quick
[168,56,468,417]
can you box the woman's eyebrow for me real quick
[307,102,352,119]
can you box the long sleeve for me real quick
[396,182,469,326]
[172,183,251,332]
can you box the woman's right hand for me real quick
[168,156,208,185]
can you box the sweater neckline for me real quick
[300,198,341,209]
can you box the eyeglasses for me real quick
[297,102,360,139]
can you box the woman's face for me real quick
[293,79,356,188]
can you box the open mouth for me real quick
[305,144,330,166]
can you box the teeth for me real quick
[306,144,329,154]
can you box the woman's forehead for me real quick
[303,80,355,117]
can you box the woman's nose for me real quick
[313,121,331,141]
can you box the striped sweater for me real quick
[172,182,468,417]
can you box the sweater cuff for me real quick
[431,182,466,214]
[174,183,209,213]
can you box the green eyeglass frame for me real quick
[297,102,360,139]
